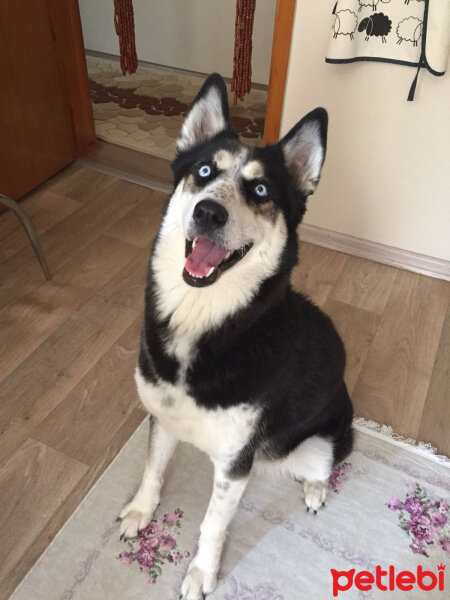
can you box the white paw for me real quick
[118,498,157,540]
[180,562,217,600]
[303,480,328,513]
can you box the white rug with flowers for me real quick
[10,419,449,600]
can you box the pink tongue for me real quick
[185,237,229,277]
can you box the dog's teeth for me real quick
[188,267,214,279]
[225,251,232,260]
[192,238,198,249]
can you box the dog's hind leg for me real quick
[288,434,334,514]
[303,479,329,514]
[180,459,249,600]
[119,415,177,540]
[302,385,353,513]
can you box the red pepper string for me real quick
[114,0,138,75]
[231,0,256,105]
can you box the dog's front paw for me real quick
[180,561,217,600]
[118,498,157,540]
[303,480,329,514]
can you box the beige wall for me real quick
[282,1,450,261]
[79,0,276,85]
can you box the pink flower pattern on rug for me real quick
[117,508,190,584]
[387,482,450,557]
[329,462,353,493]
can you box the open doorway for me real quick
[79,0,280,169]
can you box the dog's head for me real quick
[154,73,327,296]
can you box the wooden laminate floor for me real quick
[0,164,448,598]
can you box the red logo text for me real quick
[331,564,446,597]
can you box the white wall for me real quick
[79,0,276,85]
[282,1,450,261]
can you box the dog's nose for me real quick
[193,199,228,230]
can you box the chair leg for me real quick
[0,194,52,280]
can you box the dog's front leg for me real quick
[119,415,177,539]
[180,460,249,599]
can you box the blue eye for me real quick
[198,164,211,178]
[255,183,268,197]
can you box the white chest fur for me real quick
[135,367,259,461]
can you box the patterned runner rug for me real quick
[11,419,449,600]
[87,56,267,160]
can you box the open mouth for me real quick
[183,237,253,287]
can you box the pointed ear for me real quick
[279,108,328,196]
[177,73,231,153]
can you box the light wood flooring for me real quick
[0,164,448,598]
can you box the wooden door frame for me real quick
[263,0,296,145]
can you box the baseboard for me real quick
[299,223,450,281]
[77,157,172,194]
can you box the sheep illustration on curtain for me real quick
[327,0,450,100]
[358,13,392,42]
[358,0,391,12]
[333,10,358,39]
[396,17,423,46]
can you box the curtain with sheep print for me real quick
[326,0,450,100]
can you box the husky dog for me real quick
[119,74,353,599]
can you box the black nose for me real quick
[193,199,228,230]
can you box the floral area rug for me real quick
[86,56,267,160]
[10,419,449,600]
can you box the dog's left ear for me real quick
[177,73,232,153]
[278,108,328,196]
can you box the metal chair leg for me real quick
[0,193,52,280]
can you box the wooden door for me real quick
[0,0,95,200]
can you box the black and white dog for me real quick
[119,74,353,599]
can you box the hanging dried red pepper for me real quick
[114,0,138,75]
[231,0,256,104]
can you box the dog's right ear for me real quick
[176,73,232,154]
